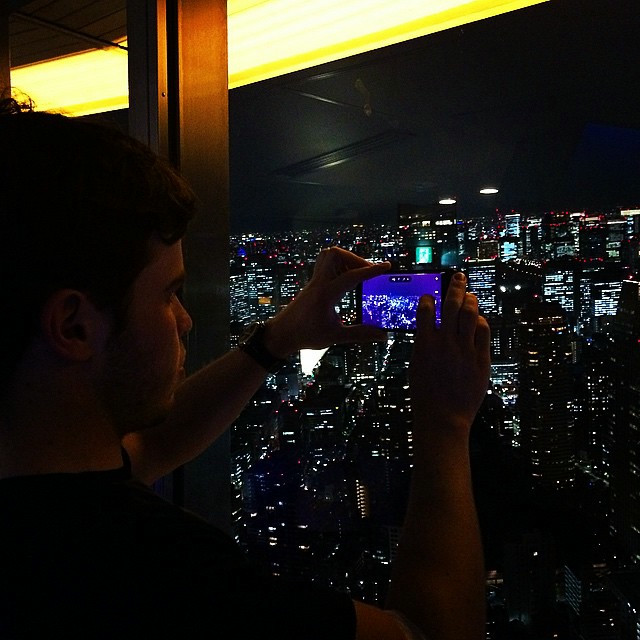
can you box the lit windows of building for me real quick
[466,258,499,315]
[608,279,640,562]
[543,265,575,316]
[397,203,461,269]
[517,301,576,491]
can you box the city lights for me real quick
[230,208,638,630]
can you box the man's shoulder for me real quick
[0,470,357,640]
[0,469,241,559]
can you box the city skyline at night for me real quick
[228,205,640,638]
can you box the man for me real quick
[0,97,490,639]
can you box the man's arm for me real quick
[123,247,390,485]
[385,273,489,639]
[355,273,490,640]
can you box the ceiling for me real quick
[229,0,640,230]
[8,0,126,67]
[7,0,640,232]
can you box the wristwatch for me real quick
[238,321,288,373]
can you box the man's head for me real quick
[0,96,197,396]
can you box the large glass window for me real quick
[229,1,639,636]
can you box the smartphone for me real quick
[356,269,453,331]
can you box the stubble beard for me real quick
[97,330,179,437]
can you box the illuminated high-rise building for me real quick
[621,209,640,272]
[345,342,385,383]
[579,214,607,259]
[503,530,556,627]
[606,571,640,639]
[461,216,487,259]
[241,255,277,320]
[543,262,576,320]
[577,263,628,336]
[592,281,623,321]
[575,334,612,481]
[568,212,583,256]
[517,300,576,490]
[543,211,574,258]
[563,562,619,639]
[466,258,499,315]
[501,212,523,259]
[240,449,313,579]
[523,215,543,257]
[230,268,252,324]
[608,279,640,563]
[505,212,521,238]
[397,203,461,268]
[478,239,499,260]
[491,258,542,366]
[274,261,307,310]
[605,217,626,260]
[301,385,349,462]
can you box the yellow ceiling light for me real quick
[10,39,129,117]
[10,0,548,115]
[227,0,549,88]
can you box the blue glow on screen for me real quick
[362,272,442,330]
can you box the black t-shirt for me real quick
[0,460,356,639]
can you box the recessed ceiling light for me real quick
[480,188,499,194]
[439,198,457,205]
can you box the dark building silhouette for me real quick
[608,280,640,564]
[517,300,576,490]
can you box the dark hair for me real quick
[0,95,197,389]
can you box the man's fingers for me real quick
[328,261,391,298]
[314,246,388,281]
[458,293,479,342]
[415,294,436,339]
[441,272,466,331]
[475,316,491,368]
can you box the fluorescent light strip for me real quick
[227,0,549,88]
[10,38,129,117]
[10,0,548,116]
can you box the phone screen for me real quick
[359,271,446,331]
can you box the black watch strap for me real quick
[238,322,288,373]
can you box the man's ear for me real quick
[40,289,109,361]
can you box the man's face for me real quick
[97,239,192,435]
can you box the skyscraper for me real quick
[397,203,461,268]
[466,258,499,315]
[608,280,640,563]
[543,262,576,321]
[517,300,576,490]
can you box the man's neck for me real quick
[0,423,125,479]
[0,398,124,479]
